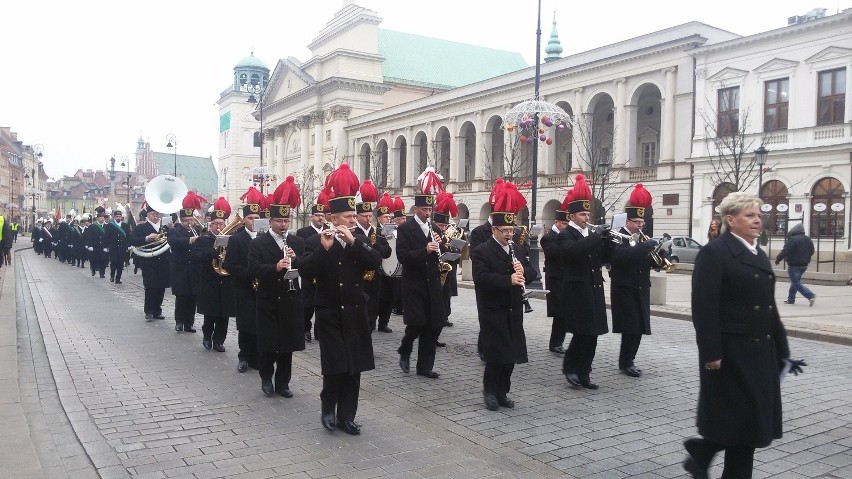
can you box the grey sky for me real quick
[2,0,846,179]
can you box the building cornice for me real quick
[307,4,382,52]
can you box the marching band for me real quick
[28,165,680,435]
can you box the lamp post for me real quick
[246,82,272,193]
[754,146,768,198]
[598,154,612,225]
[120,156,132,205]
[166,133,177,176]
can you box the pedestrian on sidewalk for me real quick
[775,223,816,306]
[685,192,804,479]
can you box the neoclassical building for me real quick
[219,3,851,251]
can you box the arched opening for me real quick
[584,93,615,168]
[393,135,407,188]
[433,127,451,182]
[414,131,428,176]
[542,199,562,227]
[486,116,505,181]
[760,180,788,236]
[460,121,476,183]
[516,206,529,228]
[554,101,573,173]
[478,202,493,224]
[374,139,389,189]
[712,182,737,215]
[359,142,372,180]
[457,203,470,220]
[630,83,662,167]
[810,177,846,237]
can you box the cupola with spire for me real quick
[233,52,270,92]
[544,12,563,63]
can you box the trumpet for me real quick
[638,231,675,272]
[588,224,639,246]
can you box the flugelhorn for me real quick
[588,224,638,246]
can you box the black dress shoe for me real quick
[276,388,293,398]
[145,314,155,322]
[175,324,184,332]
[683,456,709,479]
[377,325,393,333]
[435,341,446,348]
[621,366,642,378]
[115,280,122,284]
[305,331,312,342]
[549,346,566,354]
[497,396,515,408]
[109,276,114,282]
[91,272,95,276]
[417,371,440,379]
[565,372,582,387]
[184,326,197,333]
[261,380,274,397]
[336,419,361,435]
[399,356,410,373]
[321,412,336,431]
[202,339,213,350]
[237,360,248,373]
[99,274,105,278]
[213,343,226,352]
[444,321,453,327]
[579,378,599,390]
[153,315,165,320]
[483,393,499,411]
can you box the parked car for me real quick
[656,236,703,263]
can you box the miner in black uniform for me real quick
[396,168,446,379]
[300,164,381,435]
[433,192,462,347]
[471,183,535,410]
[248,178,306,397]
[389,196,406,316]
[131,206,172,320]
[373,192,397,332]
[541,196,569,354]
[72,216,87,268]
[32,219,43,255]
[558,174,614,390]
[84,209,109,278]
[103,210,131,282]
[168,193,204,333]
[295,197,328,343]
[40,219,55,258]
[224,187,263,372]
[354,180,392,332]
[191,198,236,352]
[610,184,661,378]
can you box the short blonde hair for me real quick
[719,192,763,234]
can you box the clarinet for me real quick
[507,240,526,295]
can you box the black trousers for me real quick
[174,294,197,326]
[619,333,642,369]
[390,277,404,313]
[376,275,393,327]
[685,437,755,478]
[321,373,360,422]
[302,280,315,334]
[563,334,598,377]
[549,316,566,348]
[483,362,515,397]
[397,325,439,373]
[144,287,166,316]
[238,331,257,364]
[258,351,292,389]
[109,258,124,281]
[202,315,229,344]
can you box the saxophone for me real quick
[363,225,377,281]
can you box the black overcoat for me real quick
[103,221,131,264]
[471,238,534,364]
[692,232,790,448]
[609,227,655,335]
[396,217,446,328]
[167,224,198,296]
[222,227,256,333]
[191,234,236,317]
[300,232,381,375]
[84,223,108,265]
[540,228,566,318]
[296,225,321,312]
[359,224,392,318]
[556,226,613,336]
[247,232,305,353]
[468,222,492,251]
[32,226,42,254]
[131,222,172,289]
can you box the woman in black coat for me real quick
[685,192,802,479]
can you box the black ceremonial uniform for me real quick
[300,231,381,423]
[468,222,492,250]
[358,224,392,330]
[396,217,446,376]
[540,227,567,351]
[103,219,131,281]
[131,221,172,317]
[472,237,534,402]
[32,226,42,254]
[167,223,199,330]
[557,225,614,383]
[71,224,86,267]
[609,227,655,371]
[223,227,258,367]
[247,231,306,393]
[191,232,236,348]
[296,224,322,340]
[84,222,108,277]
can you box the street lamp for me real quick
[120,156,132,205]
[755,146,769,198]
[166,133,177,176]
[598,154,612,225]
[246,82,272,193]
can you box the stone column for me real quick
[614,78,627,166]
[275,125,287,176]
[312,111,324,175]
[298,116,311,175]
[661,67,676,163]
[405,127,416,187]
[572,89,584,171]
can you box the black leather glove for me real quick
[775,258,781,265]
[658,248,670,258]
[597,224,611,240]
[781,358,806,375]
[641,239,658,251]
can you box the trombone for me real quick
[588,224,639,246]
[638,231,675,272]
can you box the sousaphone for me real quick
[131,175,189,257]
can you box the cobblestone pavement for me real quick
[16,249,852,479]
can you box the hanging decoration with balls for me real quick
[501,99,572,147]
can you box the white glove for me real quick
[103,248,108,253]
[87,246,93,251]
[39,238,43,242]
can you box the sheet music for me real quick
[214,235,230,248]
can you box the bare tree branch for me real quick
[699,102,766,193]
[482,134,533,185]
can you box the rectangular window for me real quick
[717,87,740,136]
[641,142,657,166]
[818,68,846,125]
[764,78,789,131]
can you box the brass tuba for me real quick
[212,213,244,276]
[131,175,189,258]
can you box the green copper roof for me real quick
[235,53,269,71]
[377,29,527,90]
[545,14,563,62]
[152,152,218,200]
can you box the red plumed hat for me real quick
[325,163,360,213]
[491,182,527,226]
[211,197,231,220]
[269,176,300,218]
[433,192,459,224]
[567,174,592,214]
[377,192,395,216]
[555,188,572,222]
[415,166,443,207]
[239,186,264,217]
[488,178,505,206]
[313,188,331,215]
[625,183,652,220]
[179,191,203,218]
[392,196,406,218]
[356,179,379,214]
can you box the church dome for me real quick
[234,53,269,71]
